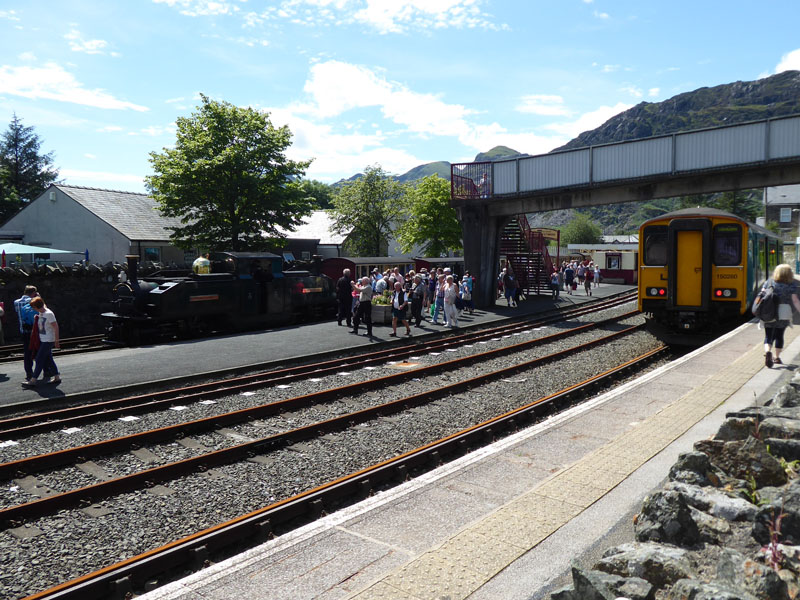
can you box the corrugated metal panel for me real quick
[675,122,766,171]
[593,137,672,182]
[769,116,800,159]
[493,160,518,195]
[518,149,590,192]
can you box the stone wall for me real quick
[0,262,159,342]
[550,375,800,599]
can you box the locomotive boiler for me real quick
[103,252,336,345]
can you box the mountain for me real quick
[555,70,800,151]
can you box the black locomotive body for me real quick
[102,252,336,345]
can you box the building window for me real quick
[144,247,161,262]
[301,251,311,260]
[780,207,792,223]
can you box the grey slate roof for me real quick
[57,185,183,241]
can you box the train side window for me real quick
[712,224,741,266]
[643,226,668,265]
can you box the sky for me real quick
[1,0,799,195]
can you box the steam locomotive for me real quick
[102,252,336,345]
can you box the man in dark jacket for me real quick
[336,269,353,327]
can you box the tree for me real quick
[330,165,406,256]
[678,190,763,222]
[299,179,334,209]
[0,114,59,222]
[560,212,603,245]
[395,175,461,256]
[147,95,313,251]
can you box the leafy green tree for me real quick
[330,165,407,256]
[560,212,603,245]
[299,179,334,209]
[395,175,461,256]
[0,114,59,222]
[147,95,313,251]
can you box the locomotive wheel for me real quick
[179,316,209,339]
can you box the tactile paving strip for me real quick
[349,328,790,600]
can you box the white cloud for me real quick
[128,124,177,137]
[544,102,632,138]
[0,10,20,21]
[64,29,110,54]
[601,64,619,73]
[620,85,642,98]
[295,60,477,141]
[648,87,660,97]
[266,60,569,180]
[516,94,571,116]
[593,10,609,19]
[97,125,124,132]
[0,63,148,111]
[84,153,96,159]
[776,48,800,73]
[242,0,505,34]
[152,0,242,17]
[18,52,36,61]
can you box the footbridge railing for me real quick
[451,114,800,201]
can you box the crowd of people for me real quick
[336,266,475,336]
[552,260,601,298]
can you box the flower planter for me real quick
[371,303,393,324]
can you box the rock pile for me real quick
[551,372,800,600]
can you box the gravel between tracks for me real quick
[0,302,668,599]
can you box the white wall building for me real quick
[0,184,187,265]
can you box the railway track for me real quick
[0,290,637,425]
[0,334,107,363]
[2,292,659,600]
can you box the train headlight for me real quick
[714,288,737,298]
[648,287,666,297]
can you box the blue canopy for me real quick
[0,242,81,255]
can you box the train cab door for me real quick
[667,218,711,311]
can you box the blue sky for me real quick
[1,0,798,194]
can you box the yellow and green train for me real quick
[638,208,782,345]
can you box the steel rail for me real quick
[0,311,640,481]
[0,334,107,362]
[22,344,667,600]
[0,295,637,438]
[1,322,646,526]
[0,291,636,421]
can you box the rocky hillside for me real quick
[555,70,800,152]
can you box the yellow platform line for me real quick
[349,328,782,600]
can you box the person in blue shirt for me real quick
[14,285,39,381]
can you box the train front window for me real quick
[712,224,741,266]
[643,226,668,265]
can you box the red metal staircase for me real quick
[500,216,560,296]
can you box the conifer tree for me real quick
[0,114,59,222]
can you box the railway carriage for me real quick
[638,208,782,345]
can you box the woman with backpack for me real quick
[758,264,800,368]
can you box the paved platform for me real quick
[0,283,627,410]
[136,309,797,600]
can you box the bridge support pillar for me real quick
[459,205,505,308]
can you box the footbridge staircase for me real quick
[500,216,560,297]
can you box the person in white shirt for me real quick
[22,296,61,387]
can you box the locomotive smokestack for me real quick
[126,255,140,286]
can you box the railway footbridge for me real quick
[451,114,800,306]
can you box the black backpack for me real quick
[753,282,778,323]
